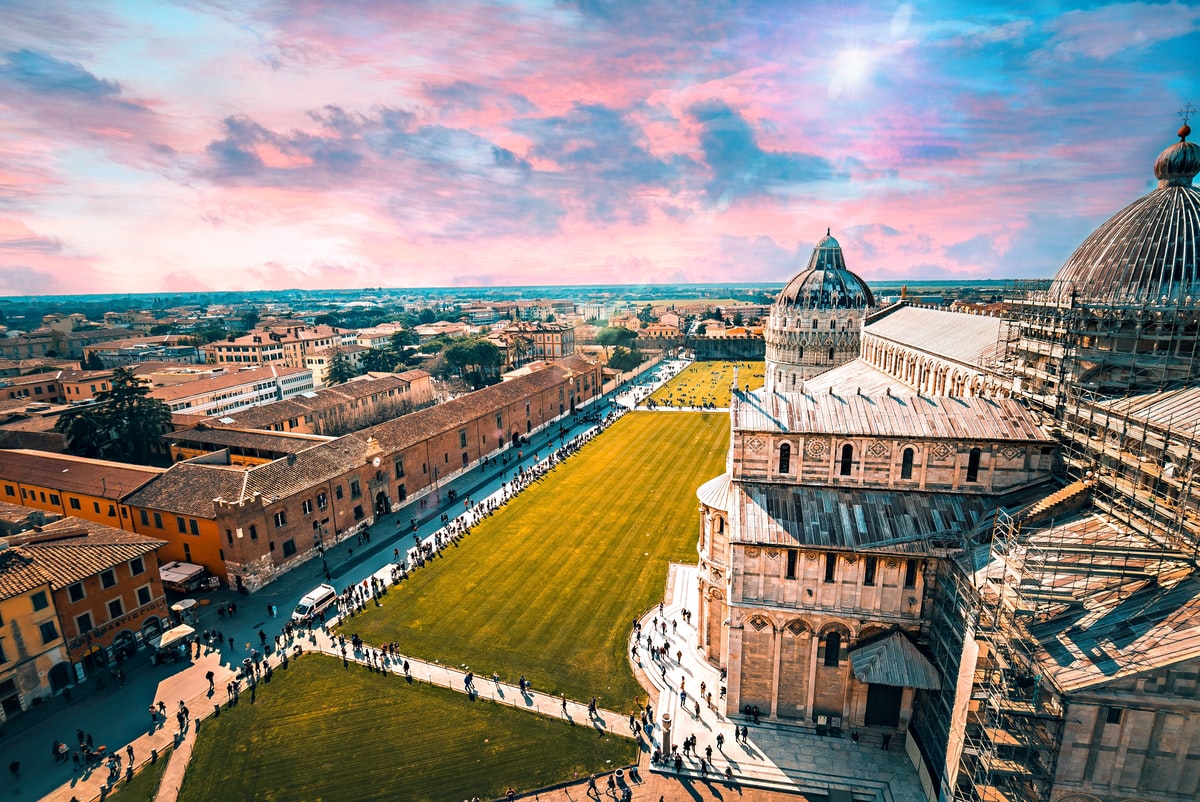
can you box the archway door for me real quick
[49,662,72,692]
[375,491,390,516]
[865,684,902,727]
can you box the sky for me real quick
[1,1,1198,296]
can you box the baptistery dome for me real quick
[764,230,875,393]
[775,231,876,309]
[1050,125,1200,305]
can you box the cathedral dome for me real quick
[775,231,875,310]
[1050,124,1200,305]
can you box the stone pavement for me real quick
[636,563,928,802]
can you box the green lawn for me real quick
[342,411,729,708]
[640,360,765,409]
[109,748,171,801]
[178,657,634,802]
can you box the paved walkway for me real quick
[634,563,927,802]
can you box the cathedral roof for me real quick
[1049,122,1200,305]
[774,231,875,310]
[863,305,1003,368]
[731,482,994,552]
[734,390,1051,443]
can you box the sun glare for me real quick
[829,47,875,99]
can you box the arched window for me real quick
[966,448,982,482]
[901,448,915,480]
[717,516,725,534]
[776,370,782,384]
[830,320,837,330]
[824,632,842,667]
[779,443,791,474]
[839,444,853,476]
[798,346,804,360]
[790,373,796,389]
[828,348,835,362]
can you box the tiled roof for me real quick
[864,305,1003,367]
[364,364,572,452]
[121,462,250,517]
[11,517,165,586]
[150,365,310,402]
[166,427,329,453]
[733,390,1051,442]
[0,547,53,599]
[0,450,164,499]
[732,480,996,552]
[244,435,372,501]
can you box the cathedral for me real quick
[695,119,1200,802]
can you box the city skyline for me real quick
[2,1,1198,296]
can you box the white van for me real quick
[292,583,338,622]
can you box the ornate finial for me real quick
[826,227,831,236]
[1180,102,1196,141]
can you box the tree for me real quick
[444,337,502,389]
[83,351,106,370]
[325,349,357,385]
[595,326,637,358]
[732,311,744,327]
[608,346,644,372]
[314,312,341,326]
[241,307,260,330]
[418,308,437,324]
[54,367,172,464]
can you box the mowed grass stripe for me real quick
[344,411,729,706]
[178,657,634,802]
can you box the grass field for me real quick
[177,658,635,802]
[342,411,729,708]
[640,360,765,409]
[110,749,171,801]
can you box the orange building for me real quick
[11,518,168,679]
[0,450,163,529]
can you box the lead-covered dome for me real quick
[1050,125,1200,305]
[775,231,875,310]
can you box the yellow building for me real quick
[0,544,69,722]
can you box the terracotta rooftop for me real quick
[166,427,330,454]
[149,364,311,403]
[10,517,166,586]
[121,461,251,517]
[0,449,164,499]
[0,547,53,599]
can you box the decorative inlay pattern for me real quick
[746,435,765,453]
[867,441,888,458]
[1002,446,1019,460]
[932,442,954,460]
[806,439,829,458]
